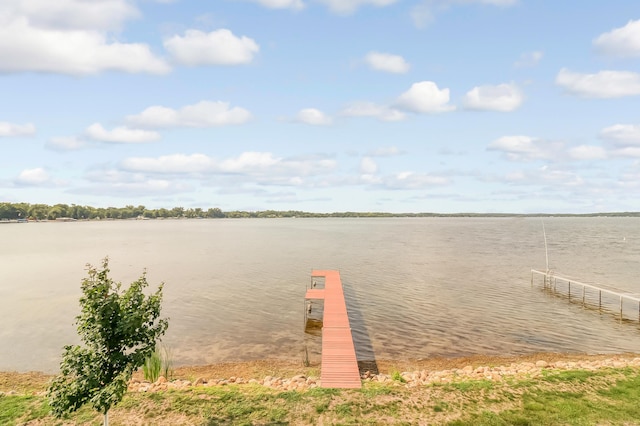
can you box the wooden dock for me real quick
[305,270,361,389]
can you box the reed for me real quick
[142,348,162,383]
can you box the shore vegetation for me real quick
[2,201,640,221]
[3,354,640,425]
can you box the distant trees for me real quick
[4,201,640,220]
[0,203,229,220]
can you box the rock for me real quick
[462,365,474,374]
[157,376,167,384]
[194,377,206,386]
[536,360,548,368]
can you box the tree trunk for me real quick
[104,410,109,426]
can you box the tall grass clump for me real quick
[161,345,174,380]
[143,347,162,382]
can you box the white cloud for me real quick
[120,152,338,183]
[219,152,281,172]
[463,83,523,111]
[79,169,191,196]
[0,1,170,75]
[122,153,216,174]
[46,136,87,151]
[243,0,305,10]
[600,124,640,146]
[412,0,517,28]
[396,81,455,113]
[411,3,435,29]
[14,167,50,186]
[368,146,401,157]
[383,171,449,189]
[488,135,561,161]
[611,147,640,158]
[9,0,138,31]
[86,123,161,143]
[593,19,640,58]
[127,101,252,128]
[514,50,543,68]
[342,102,405,121]
[0,122,35,137]
[555,68,640,98]
[316,0,399,15]
[360,157,378,174]
[568,145,608,160]
[295,108,332,126]
[164,29,259,66]
[364,51,410,74]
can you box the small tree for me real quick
[48,258,169,425]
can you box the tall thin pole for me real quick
[542,221,549,273]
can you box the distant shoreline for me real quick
[3,201,640,221]
[3,212,640,223]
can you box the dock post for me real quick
[599,291,602,311]
[568,281,571,301]
[620,296,623,321]
[582,285,585,307]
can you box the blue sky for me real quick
[1,0,640,213]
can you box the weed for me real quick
[391,371,406,383]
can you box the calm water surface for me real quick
[2,217,640,372]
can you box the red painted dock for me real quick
[305,270,361,389]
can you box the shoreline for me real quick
[3,351,640,394]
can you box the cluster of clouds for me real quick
[0,0,260,75]
[3,0,640,208]
[0,0,527,77]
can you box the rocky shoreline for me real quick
[3,353,640,397]
[126,354,640,393]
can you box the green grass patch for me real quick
[444,379,494,392]
[361,382,395,397]
[452,370,640,425]
[0,395,49,424]
[4,365,640,425]
[541,368,598,383]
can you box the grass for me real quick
[142,348,162,382]
[3,365,640,425]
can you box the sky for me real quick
[1,0,640,214]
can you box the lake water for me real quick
[2,217,640,373]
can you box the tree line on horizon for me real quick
[1,202,639,221]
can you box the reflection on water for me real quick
[1,217,640,373]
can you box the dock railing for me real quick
[531,269,640,321]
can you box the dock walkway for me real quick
[305,270,361,389]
